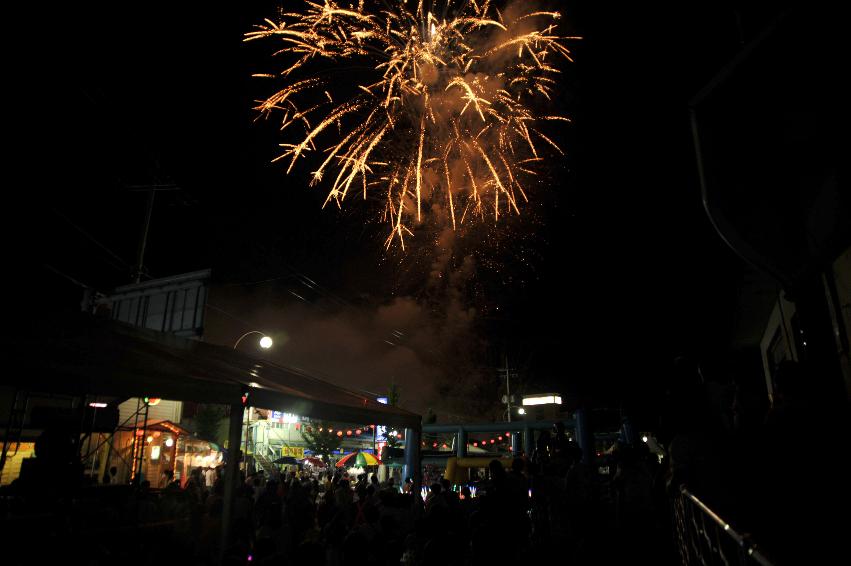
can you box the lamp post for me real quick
[232,331,272,476]
[233,330,273,350]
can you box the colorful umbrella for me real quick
[302,456,327,468]
[335,451,382,468]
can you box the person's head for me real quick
[430,482,442,494]
[511,458,525,474]
[386,477,394,487]
[405,477,413,485]
[109,466,118,476]
[553,421,566,438]
[461,486,471,499]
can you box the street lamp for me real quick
[233,330,273,350]
[232,331,273,476]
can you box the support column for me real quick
[456,428,467,458]
[621,416,637,446]
[220,402,245,561]
[403,427,421,495]
[574,409,593,465]
[523,426,534,457]
[511,432,522,457]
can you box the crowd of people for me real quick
[3,356,845,565]
[0,432,649,565]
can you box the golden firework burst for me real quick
[247,0,579,249]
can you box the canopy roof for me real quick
[2,313,420,429]
[117,419,190,436]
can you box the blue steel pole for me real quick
[404,427,422,494]
[621,416,637,446]
[574,408,593,465]
[523,426,534,457]
[456,428,467,458]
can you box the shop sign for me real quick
[281,446,305,458]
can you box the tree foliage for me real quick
[194,404,225,442]
[300,421,343,459]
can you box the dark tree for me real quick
[301,421,343,460]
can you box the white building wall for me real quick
[118,399,182,426]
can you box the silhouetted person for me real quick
[662,356,730,512]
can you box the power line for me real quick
[205,302,260,330]
[42,263,92,290]
[51,208,131,274]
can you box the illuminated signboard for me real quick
[270,411,300,423]
[521,394,562,406]
[281,446,305,458]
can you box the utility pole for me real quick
[126,183,180,283]
[499,355,518,422]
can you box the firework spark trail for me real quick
[247,0,579,249]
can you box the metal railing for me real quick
[252,442,278,475]
[674,486,773,566]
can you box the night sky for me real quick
[12,1,793,422]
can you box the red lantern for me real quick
[337,431,343,437]
[355,429,362,435]
[346,430,352,436]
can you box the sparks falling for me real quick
[247,0,579,250]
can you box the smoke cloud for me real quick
[205,257,499,421]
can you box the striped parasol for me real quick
[335,451,381,468]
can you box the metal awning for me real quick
[1,313,421,430]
